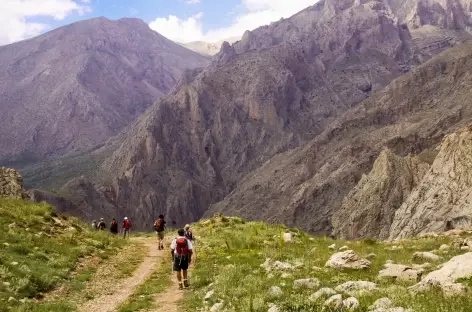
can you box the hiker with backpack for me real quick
[91,220,98,230]
[170,229,193,290]
[154,214,166,250]
[97,218,106,230]
[110,218,118,234]
[184,224,194,241]
[122,217,132,238]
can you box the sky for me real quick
[0,0,317,45]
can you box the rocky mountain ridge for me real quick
[0,17,209,164]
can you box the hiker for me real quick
[170,229,193,290]
[91,220,98,230]
[122,217,132,238]
[184,224,194,241]
[154,214,166,250]
[97,218,106,230]
[110,218,118,234]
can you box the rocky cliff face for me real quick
[0,168,28,198]
[332,149,430,240]
[0,17,209,164]
[389,125,472,239]
[208,40,472,234]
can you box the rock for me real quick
[328,244,336,250]
[440,282,468,296]
[323,294,343,309]
[11,262,18,266]
[439,244,450,251]
[309,288,337,301]
[312,266,322,271]
[409,252,472,294]
[3,282,10,286]
[335,281,378,296]
[8,297,17,303]
[325,250,371,270]
[19,298,27,304]
[268,304,280,312]
[461,246,470,251]
[281,272,292,279]
[204,290,214,301]
[343,297,360,310]
[261,258,295,272]
[378,263,421,282]
[293,278,320,289]
[339,246,349,251]
[3,242,9,247]
[283,232,292,242]
[368,298,394,310]
[268,286,283,298]
[386,260,394,265]
[0,168,28,199]
[210,302,223,312]
[366,253,377,260]
[413,252,442,262]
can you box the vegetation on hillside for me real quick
[0,198,125,311]
[182,216,472,312]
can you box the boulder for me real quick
[335,281,378,296]
[323,294,343,309]
[378,263,421,282]
[268,286,283,298]
[343,297,360,310]
[293,278,320,289]
[309,288,337,301]
[409,252,472,295]
[325,250,371,270]
[413,252,442,262]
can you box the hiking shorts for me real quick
[156,231,164,239]
[173,256,190,271]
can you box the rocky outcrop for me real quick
[325,250,371,270]
[0,17,209,164]
[332,149,430,239]
[409,252,472,295]
[0,168,27,198]
[390,125,472,239]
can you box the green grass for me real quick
[118,258,172,312]
[0,197,126,311]
[181,216,472,312]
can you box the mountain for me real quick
[211,40,472,235]
[0,17,210,165]
[45,0,472,231]
[180,37,240,56]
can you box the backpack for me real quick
[185,230,193,241]
[124,220,131,229]
[154,219,164,231]
[175,237,189,258]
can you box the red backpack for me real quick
[175,237,189,258]
[124,220,131,229]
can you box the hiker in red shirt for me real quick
[122,217,132,238]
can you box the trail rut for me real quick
[78,238,162,312]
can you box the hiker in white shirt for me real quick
[170,229,193,290]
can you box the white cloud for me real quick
[0,0,90,45]
[149,0,316,43]
[185,0,201,4]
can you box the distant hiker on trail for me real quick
[110,218,118,234]
[154,214,166,250]
[171,229,193,290]
[98,218,106,230]
[184,224,194,241]
[122,217,132,238]
[91,220,98,230]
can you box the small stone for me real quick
[309,238,315,241]
[3,242,9,247]
[460,246,470,251]
[328,244,336,250]
[335,281,378,296]
[268,286,283,298]
[343,297,360,310]
[204,290,214,301]
[439,244,450,251]
[309,288,337,301]
[8,297,17,303]
[3,282,10,286]
[283,232,292,242]
[281,272,292,279]
[339,245,349,251]
[293,278,320,289]
[413,252,442,262]
[312,266,322,271]
[19,298,27,304]
[268,304,280,312]
[324,294,342,308]
[210,302,223,312]
[368,297,394,310]
[11,262,18,266]
[325,250,371,270]
[366,253,377,260]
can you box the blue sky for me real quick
[0,0,316,45]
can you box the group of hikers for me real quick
[154,214,194,290]
[91,214,195,290]
[91,217,132,238]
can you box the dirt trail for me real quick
[153,279,185,312]
[78,237,162,312]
